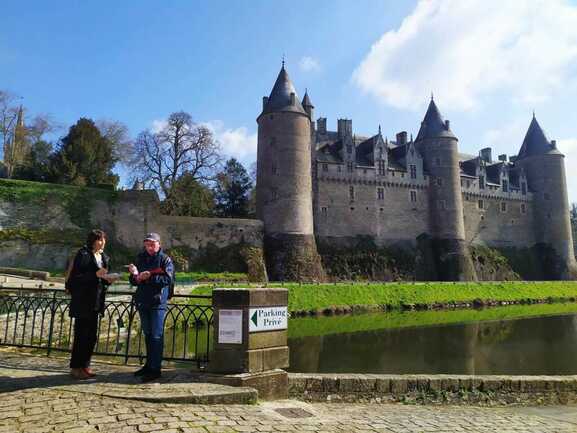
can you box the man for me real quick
[128,232,174,382]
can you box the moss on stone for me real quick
[0,228,84,245]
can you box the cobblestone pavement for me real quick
[1,350,577,433]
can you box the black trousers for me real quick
[69,314,99,368]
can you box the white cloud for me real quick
[203,120,257,164]
[353,0,577,111]
[151,119,167,133]
[299,56,321,73]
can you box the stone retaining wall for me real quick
[288,373,577,405]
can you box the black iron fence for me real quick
[0,288,213,368]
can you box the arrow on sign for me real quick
[251,311,258,327]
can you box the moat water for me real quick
[287,304,577,375]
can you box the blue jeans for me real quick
[138,307,166,371]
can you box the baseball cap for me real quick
[143,232,161,242]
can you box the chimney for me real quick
[444,120,450,130]
[290,92,295,105]
[480,147,492,163]
[498,154,507,162]
[551,140,557,148]
[317,117,327,134]
[396,131,407,145]
[262,97,269,110]
[509,155,517,163]
[337,119,352,138]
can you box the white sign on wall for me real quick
[248,306,288,333]
[218,309,243,344]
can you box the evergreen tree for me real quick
[214,158,252,218]
[161,172,215,217]
[51,118,119,188]
[12,140,53,182]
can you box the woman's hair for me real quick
[86,229,107,248]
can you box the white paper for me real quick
[218,309,243,344]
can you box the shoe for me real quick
[140,370,161,383]
[70,368,89,380]
[133,366,150,377]
[83,367,96,378]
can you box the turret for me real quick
[302,90,314,120]
[415,98,476,280]
[256,64,324,281]
[515,115,577,279]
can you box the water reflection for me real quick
[288,313,577,375]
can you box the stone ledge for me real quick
[288,373,577,405]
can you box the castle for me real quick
[256,64,577,281]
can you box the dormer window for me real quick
[521,182,527,195]
[479,175,485,190]
[410,164,417,179]
[502,179,508,192]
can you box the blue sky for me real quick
[3,0,577,201]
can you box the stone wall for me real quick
[0,188,264,274]
[288,373,577,405]
[314,170,429,248]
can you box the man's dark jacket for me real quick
[129,249,174,308]
[67,246,110,318]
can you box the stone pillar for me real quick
[209,288,289,399]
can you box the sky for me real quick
[3,0,577,201]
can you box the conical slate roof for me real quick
[517,116,561,159]
[261,66,306,115]
[415,99,457,141]
[302,91,313,108]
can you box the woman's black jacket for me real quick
[67,246,110,318]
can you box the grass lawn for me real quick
[193,281,577,313]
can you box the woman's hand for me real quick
[96,268,108,278]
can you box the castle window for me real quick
[338,165,342,172]
[379,147,383,158]
[401,173,405,178]
[377,187,384,200]
[380,207,384,212]
[392,171,395,177]
[478,199,484,210]
[410,190,417,203]
[521,182,527,195]
[479,175,485,189]
[410,164,417,179]
[378,160,386,175]
[466,180,471,188]
[350,207,355,211]
[322,163,328,172]
[521,203,526,214]
[544,192,551,200]
[347,162,353,172]
[438,200,446,210]
[436,177,443,187]
[271,188,278,201]
[500,202,507,212]
[502,179,508,192]
[349,185,355,201]
[321,206,328,217]
[435,157,441,166]
[363,169,367,174]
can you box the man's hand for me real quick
[96,268,108,278]
[136,271,151,283]
[127,264,138,275]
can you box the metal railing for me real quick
[0,288,213,368]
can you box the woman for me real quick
[66,229,115,380]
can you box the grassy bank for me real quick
[194,281,577,313]
[288,302,577,339]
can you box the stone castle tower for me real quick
[414,98,477,280]
[256,64,324,281]
[514,115,577,279]
[257,64,576,281]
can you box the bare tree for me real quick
[0,91,21,174]
[130,111,222,197]
[97,119,134,165]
